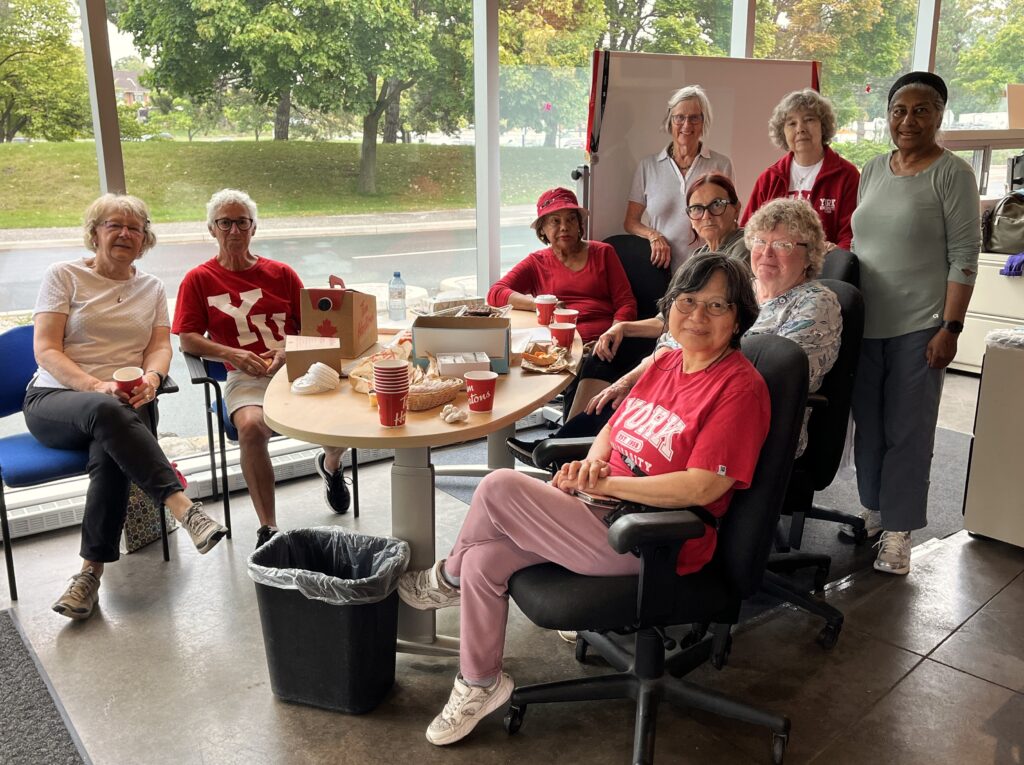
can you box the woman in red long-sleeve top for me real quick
[487,188,636,345]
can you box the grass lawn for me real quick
[0,140,583,228]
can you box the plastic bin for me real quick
[248,527,410,714]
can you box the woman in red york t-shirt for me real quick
[487,187,637,346]
[398,253,771,747]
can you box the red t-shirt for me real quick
[606,349,771,574]
[486,241,637,343]
[172,257,304,370]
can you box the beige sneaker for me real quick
[873,530,911,575]
[426,673,514,746]
[398,560,461,610]
[52,567,101,620]
[182,502,228,554]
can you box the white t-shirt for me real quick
[32,259,170,389]
[788,158,823,201]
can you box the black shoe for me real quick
[255,525,278,549]
[315,450,351,514]
[506,436,541,469]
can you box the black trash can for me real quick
[248,527,409,714]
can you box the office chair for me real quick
[821,248,859,288]
[183,352,359,525]
[762,278,865,649]
[506,334,809,765]
[0,325,177,601]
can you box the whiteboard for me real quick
[586,51,818,242]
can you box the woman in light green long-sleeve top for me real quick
[849,71,980,576]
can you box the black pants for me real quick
[562,336,656,417]
[24,387,182,563]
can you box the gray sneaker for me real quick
[873,530,911,575]
[839,509,883,541]
[426,673,514,746]
[182,502,228,554]
[52,567,101,620]
[398,560,460,610]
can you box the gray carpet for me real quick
[0,610,90,765]
[432,426,971,584]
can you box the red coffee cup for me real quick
[553,308,579,326]
[113,366,145,394]
[464,370,498,413]
[549,322,576,349]
[377,389,408,427]
[535,295,557,325]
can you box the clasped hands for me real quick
[229,348,285,377]
[551,457,612,497]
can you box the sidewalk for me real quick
[0,205,537,250]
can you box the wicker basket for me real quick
[406,379,462,411]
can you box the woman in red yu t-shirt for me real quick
[397,253,771,747]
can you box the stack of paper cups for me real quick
[373,359,410,427]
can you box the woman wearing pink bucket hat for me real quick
[487,187,636,345]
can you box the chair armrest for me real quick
[158,374,179,396]
[533,437,595,470]
[607,508,707,554]
[183,351,214,385]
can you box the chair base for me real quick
[761,568,844,649]
[507,628,790,764]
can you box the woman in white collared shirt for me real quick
[624,85,734,274]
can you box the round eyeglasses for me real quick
[686,198,730,220]
[214,217,254,232]
[100,220,146,237]
[670,114,704,126]
[672,295,734,317]
[750,237,807,255]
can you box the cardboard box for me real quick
[285,335,342,381]
[300,276,378,359]
[411,316,511,374]
[436,352,492,378]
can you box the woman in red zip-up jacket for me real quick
[741,89,859,250]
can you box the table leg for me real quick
[432,423,548,480]
[391,446,459,657]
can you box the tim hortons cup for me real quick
[535,294,558,325]
[113,366,145,394]
[549,322,576,349]
[464,370,498,413]
[377,389,408,427]
[552,308,579,326]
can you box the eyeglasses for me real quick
[750,237,807,254]
[670,113,704,126]
[100,220,146,237]
[686,198,730,220]
[672,295,734,317]
[214,217,254,231]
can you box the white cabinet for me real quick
[951,252,1024,373]
[963,344,1024,548]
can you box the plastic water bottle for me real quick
[388,271,406,321]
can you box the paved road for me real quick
[0,224,540,440]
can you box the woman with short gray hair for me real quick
[625,84,734,273]
[742,88,859,250]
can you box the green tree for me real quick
[957,0,1023,111]
[0,0,90,142]
[148,95,221,141]
[223,89,274,141]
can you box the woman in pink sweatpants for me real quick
[397,254,771,747]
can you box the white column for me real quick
[473,0,501,293]
[912,0,942,72]
[731,0,756,58]
[79,0,125,194]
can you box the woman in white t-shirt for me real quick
[23,194,228,622]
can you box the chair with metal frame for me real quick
[182,352,359,524]
[0,324,177,602]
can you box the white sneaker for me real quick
[839,509,883,541]
[873,530,911,575]
[426,673,514,746]
[398,560,460,610]
[557,630,578,644]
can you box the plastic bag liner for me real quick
[985,327,1024,351]
[247,527,409,605]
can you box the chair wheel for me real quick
[504,704,526,734]
[817,623,841,650]
[771,732,788,764]
[853,527,868,545]
[575,636,588,663]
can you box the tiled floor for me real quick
[5,371,1023,764]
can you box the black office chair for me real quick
[762,278,864,649]
[505,334,809,765]
[821,248,859,288]
[183,352,359,527]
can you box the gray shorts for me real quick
[224,371,272,421]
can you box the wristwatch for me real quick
[941,319,964,334]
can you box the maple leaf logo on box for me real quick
[316,318,338,337]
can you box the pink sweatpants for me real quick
[445,469,641,681]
